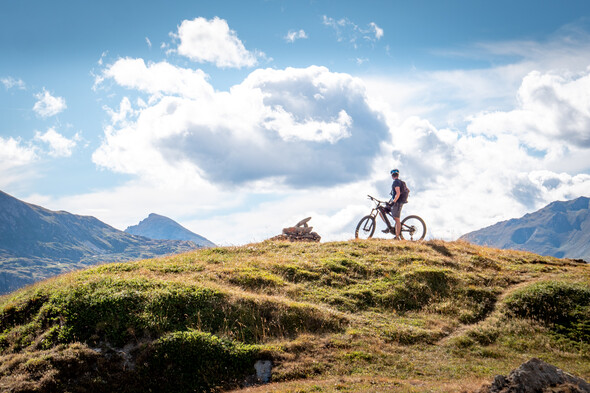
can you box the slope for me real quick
[125,213,215,247]
[0,239,588,393]
[460,196,590,261]
[0,190,198,295]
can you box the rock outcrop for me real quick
[270,217,321,242]
[477,358,590,393]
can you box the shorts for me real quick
[389,202,403,218]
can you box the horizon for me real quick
[2,0,590,245]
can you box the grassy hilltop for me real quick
[0,239,589,393]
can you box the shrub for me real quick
[504,281,590,343]
[457,286,499,324]
[381,268,455,312]
[140,330,260,392]
[228,269,286,290]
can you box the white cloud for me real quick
[145,37,152,48]
[0,136,37,168]
[94,63,388,188]
[97,58,213,100]
[322,16,385,46]
[369,22,383,40]
[104,97,136,125]
[467,69,590,151]
[1,76,26,90]
[33,89,67,117]
[0,136,37,188]
[34,128,79,157]
[284,29,308,43]
[173,17,260,68]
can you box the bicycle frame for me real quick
[366,195,395,231]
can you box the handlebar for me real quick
[367,195,389,205]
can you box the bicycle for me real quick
[354,195,427,241]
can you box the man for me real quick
[385,169,408,240]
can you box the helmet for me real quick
[390,169,399,175]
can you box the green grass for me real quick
[0,239,589,393]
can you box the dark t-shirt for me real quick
[391,178,403,202]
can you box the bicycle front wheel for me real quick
[355,215,376,239]
[400,215,426,241]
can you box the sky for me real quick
[2,0,590,245]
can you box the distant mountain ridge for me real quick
[0,190,200,295]
[460,196,590,261]
[125,213,215,248]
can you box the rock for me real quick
[270,217,321,242]
[254,360,272,383]
[244,360,273,386]
[477,358,590,393]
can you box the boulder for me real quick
[477,358,590,393]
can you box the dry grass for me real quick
[0,239,589,392]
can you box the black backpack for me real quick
[398,180,410,203]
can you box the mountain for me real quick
[125,213,215,247]
[0,190,199,295]
[0,240,588,392]
[460,196,590,261]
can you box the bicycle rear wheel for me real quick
[400,215,426,241]
[355,215,376,239]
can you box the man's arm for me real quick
[393,186,401,203]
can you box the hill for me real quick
[125,213,215,247]
[0,239,588,392]
[0,190,199,295]
[460,196,590,261]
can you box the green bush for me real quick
[381,268,455,312]
[273,264,321,283]
[504,281,590,343]
[229,269,286,290]
[140,330,260,392]
[458,286,498,324]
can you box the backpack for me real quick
[398,180,410,204]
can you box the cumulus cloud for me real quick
[0,136,37,188]
[284,29,308,43]
[173,17,260,68]
[96,58,214,99]
[33,89,67,117]
[0,136,37,167]
[1,76,26,90]
[34,128,79,157]
[94,63,389,188]
[103,97,136,125]
[468,69,590,151]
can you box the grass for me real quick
[0,239,589,393]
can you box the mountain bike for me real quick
[354,195,427,241]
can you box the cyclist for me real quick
[383,169,408,240]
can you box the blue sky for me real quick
[2,0,590,244]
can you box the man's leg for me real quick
[391,203,402,240]
[394,216,401,240]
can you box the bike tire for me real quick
[400,215,427,241]
[355,215,376,239]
